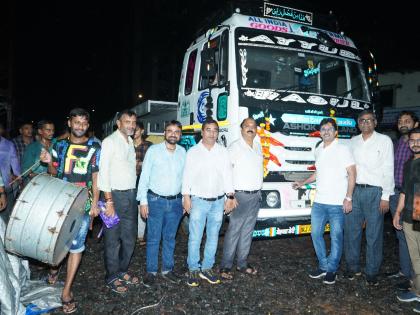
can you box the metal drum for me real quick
[5,174,88,266]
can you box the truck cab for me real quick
[177,2,373,238]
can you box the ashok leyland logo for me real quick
[197,91,209,123]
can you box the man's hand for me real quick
[393,211,403,230]
[343,199,352,213]
[89,203,100,217]
[140,204,149,219]
[379,200,389,214]
[292,181,303,190]
[104,201,115,217]
[40,148,52,163]
[0,193,6,211]
[183,196,192,214]
[224,198,238,214]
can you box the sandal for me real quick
[236,264,258,275]
[62,298,77,314]
[120,272,140,285]
[220,268,234,280]
[137,238,146,246]
[107,279,128,294]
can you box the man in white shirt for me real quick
[182,119,237,287]
[98,109,139,293]
[293,118,356,285]
[219,118,263,280]
[344,110,394,286]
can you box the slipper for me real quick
[120,272,140,285]
[62,298,77,314]
[236,264,257,275]
[137,238,146,246]
[220,268,234,280]
[107,279,128,294]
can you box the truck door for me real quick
[197,28,229,128]
[178,28,230,149]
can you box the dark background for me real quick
[1,0,418,136]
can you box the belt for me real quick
[112,188,136,192]
[356,183,379,189]
[148,190,181,200]
[197,195,225,201]
[235,190,260,194]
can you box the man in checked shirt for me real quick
[388,111,418,289]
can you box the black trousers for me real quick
[103,189,138,283]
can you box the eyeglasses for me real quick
[408,139,420,145]
[358,118,375,124]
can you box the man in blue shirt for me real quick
[0,123,21,224]
[137,120,186,286]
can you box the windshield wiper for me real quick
[338,85,361,99]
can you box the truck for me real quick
[103,1,378,239]
[176,1,377,238]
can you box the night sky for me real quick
[4,0,418,136]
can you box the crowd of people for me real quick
[0,108,419,314]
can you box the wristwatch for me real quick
[345,196,352,201]
[226,194,235,200]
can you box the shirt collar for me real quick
[116,129,132,144]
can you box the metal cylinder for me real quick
[5,174,88,266]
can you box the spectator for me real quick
[133,120,152,246]
[393,128,420,313]
[0,122,21,224]
[293,118,356,285]
[182,119,236,287]
[40,108,100,314]
[21,120,55,180]
[220,118,263,280]
[344,110,394,286]
[12,121,34,163]
[388,111,418,288]
[137,120,186,286]
[98,109,139,293]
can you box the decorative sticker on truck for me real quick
[246,16,356,49]
[263,2,313,25]
[180,100,190,117]
[239,49,248,86]
[243,89,370,110]
[196,91,209,123]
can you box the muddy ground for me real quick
[30,213,416,315]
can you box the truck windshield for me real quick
[236,38,369,102]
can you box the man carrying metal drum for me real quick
[40,107,101,314]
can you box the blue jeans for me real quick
[146,193,183,273]
[187,197,224,271]
[344,186,383,276]
[311,202,344,273]
[69,214,90,254]
[390,190,414,279]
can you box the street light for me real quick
[138,93,143,99]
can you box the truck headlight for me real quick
[261,190,280,208]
